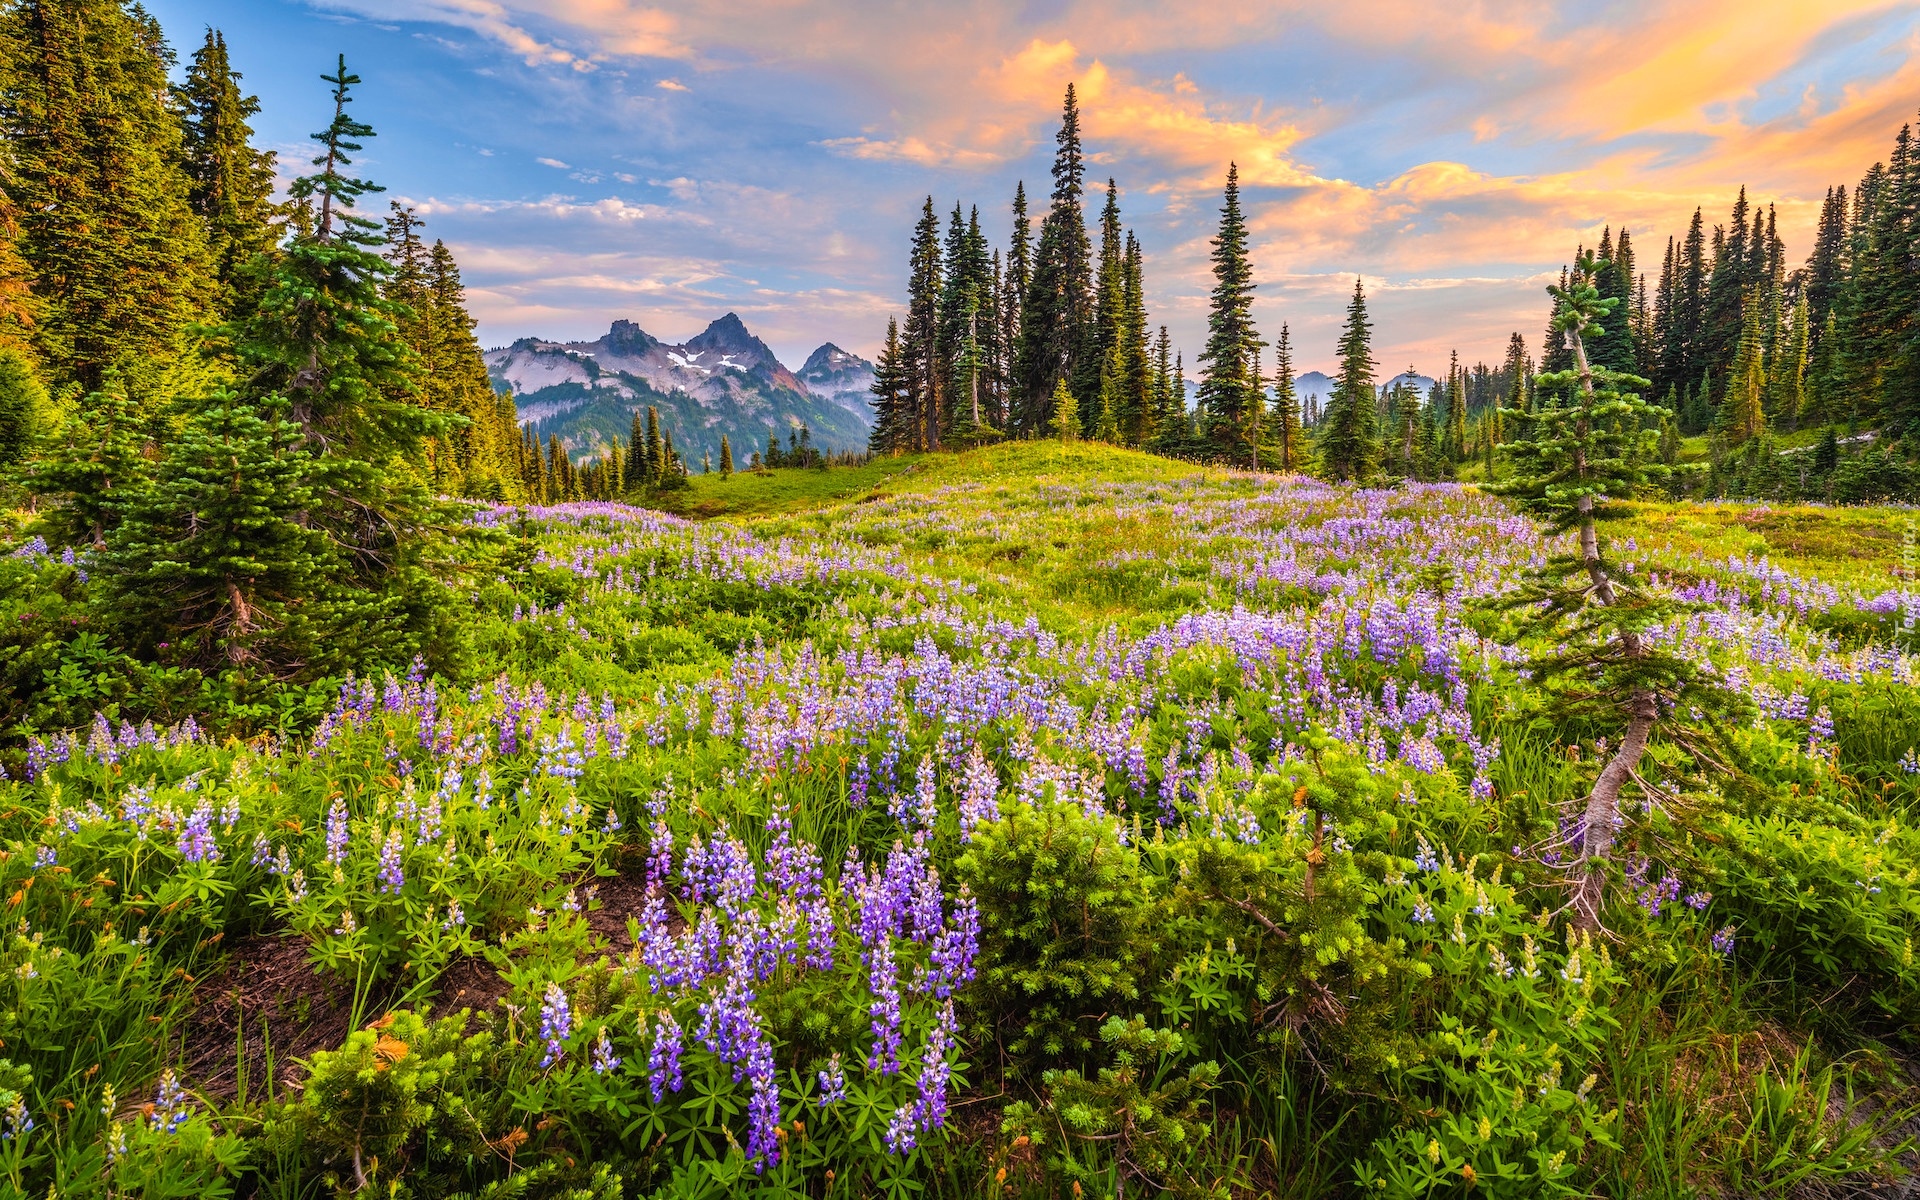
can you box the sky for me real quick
[143,0,1920,376]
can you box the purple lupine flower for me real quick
[1411,900,1435,924]
[149,1070,190,1134]
[648,1011,684,1103]
[31,846,54,870]
[645,821,673,892]
[884,1104,917,1154]
[866,937,904,1074]
[1,1096,29,1141]
[325,798,349,866]
[1684,891,1712,911]
[1412,837,1440,873]
[376,829,405,895]
[900,1001,957,1143]
[958,743,999,841]
[1711,926,1736,956]
[927,886,979,999]
[816,1052,847,1106]
[590,1026,621,1075]
[177,801,220,864]
[539,982,573,1068]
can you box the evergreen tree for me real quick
[1092,180,1125,436]
[178,28,278,326]
[1722,289,1767,444]
[1051,377,1077,442]
[719,433,733,478]
[1150,325,1173,437]
[0,346,50,465]
[903,198,942,450]
[1445,350,1467,461]
[1804,184,1847,346]
[1197,164,1260,466]
[645,406,663,484]
[1015,85,1093,436]
[32,373,145,547]
[625,412,646,487]
[868,315,912,454]
[1490,252,1725,931]
[1120,232,1152,445]
[1269,324,1305,472]
[0,0,212,398]
[424,239,517,496]
[99,397,336,668]
[1771,297,1809,432]
[1318,278,1379,482]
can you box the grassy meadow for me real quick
[0,442,1915,1199]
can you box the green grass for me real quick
[643,454,929,519]
[1614,497,1915,592]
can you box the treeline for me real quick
[0,0,537,729]
[872,87,1920,503]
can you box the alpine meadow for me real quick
[2,3,1920,1199]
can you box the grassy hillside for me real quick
[0,442,1915,1199]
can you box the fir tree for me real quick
[1771,297,1809,432]
[32,373,146,547]
[1269,324,1305,472]
[868,316,912,454]
[719,433,733,478]
[98,397,336,668]
[1490,253,1729,931]
[1120,232,1152,445]
[178,28,279,325]
[1051,377,1077,442]
[0,346,50,466]
[1318,279,1379,482]
[0,0,212,398]
[1722,289,1767,445]
[645,406,663,485]
[1197,164,1260,465]
[1015,85,1093,436]
[904,198,943,451]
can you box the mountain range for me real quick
[1293,370,1438,407]
[486,314,875,465]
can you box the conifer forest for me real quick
[0,4,1917,1199]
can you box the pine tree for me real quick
[719,433,733,478]
[1318,279,1379,482]
[0,0,212,398]
[1197,164,1260,465]
[1015,85,1094,436]
[1489,251,1728,931]
[625,412,646,488]
[1804,184,1847,346]
[1269,324,1305,472]
[1150,325,1173,438]
[1446,350,1467,461]
[424,239,516,497]
[178,28,279,326]
[1771,296,1809,432]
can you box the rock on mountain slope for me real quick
[487,313,870,464]
[798,343,876,425]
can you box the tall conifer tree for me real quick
[1197,164,1259,465]
[1318,278,1379,481]
[178,29,278,325]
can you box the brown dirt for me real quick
[179,933,355,1104]
[581,864,654,948]
[430,953,514,1021]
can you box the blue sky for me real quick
[144,0,1920,375]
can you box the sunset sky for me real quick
[146,0,1920,376]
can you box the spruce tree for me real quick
[1771,297,1809,432]
[0,0,211,398]
[178,28,279,326]
[719,433,733,478]
[1197,164,1259,466]
[1318,279,1379,481]
[1120,232,1152,445]
[645,406,663,484]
